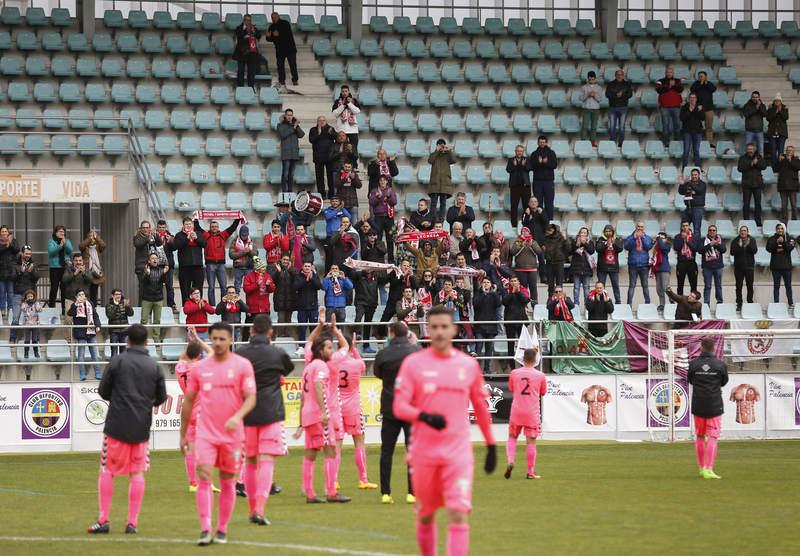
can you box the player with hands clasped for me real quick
[504,348,547,480]
[393,305,496,556]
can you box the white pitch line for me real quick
[0,535,415,556]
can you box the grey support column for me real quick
[78,0,96,39]
[346,0,363,42]
[598,0,618,44]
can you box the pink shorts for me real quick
[194,437,242,475]
[100,435,150,476]
[245,422,287,458]
[304,422,331,450]
[694,415,721,438]
[508,422,540,439]
[342,413,363,436]
[411,459,474,517]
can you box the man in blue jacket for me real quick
[624,222,654,305]
[322,263,353,322]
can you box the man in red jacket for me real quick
[195,218,242,306]
[263,220,290,266]
[656,66,684,148]
[242,258,276,341]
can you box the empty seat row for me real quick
[366,15,596,37]
[0,6,72,27]
[151,136,283,158]
[149,162,315,187]
[160,191,280,214]
[623,19,797,40]
[0,134,127,156]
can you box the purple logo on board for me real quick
[21,387,71,440]
[646,378,690,428]
[794,378,800,426]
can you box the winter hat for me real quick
[775,92,783,101]
[254,257,266,271]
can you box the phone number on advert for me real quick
[152,418,182,429]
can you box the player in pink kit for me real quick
[180,322,257,545]
[394,305,497,556]
[504,348,547,480]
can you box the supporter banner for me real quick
[765,375,800,430]
[344,258,397,273]
[395,229,448,243]
[282,377,383,429]
[437,266,483,277]
[0,174,117,203]
[544,321,630,373]
[730,320,798,362]
[624,320,726,374]
[0,384,71,446]
[721,374,766,432]
[191,210,247,223]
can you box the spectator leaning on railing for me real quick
[182,287,215,341]
[47,224,73,314]
[666,287,702,322]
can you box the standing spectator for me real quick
[569,227,595,307]
[698,224,726,306]
[233,13,260,89]
[269,254,296,334]
[133,220,162,301]
[767,94,789,163]
[182,288,215,341]
[586,282,614,337]
[666,288,702,322]
[105,288,132,357]
[595,224,623,304]
[580,71,603,146]
[230,225,256,294]
[503,275,531,364]
[766,222,795,306]
[10,246,38,344]
[362,229,387,264]
[428,139,456,222]
[730,225,758,311]
[380,260,416,325]
[368,176,398,263]
[309,116,337,199]
[673,221,699,295]
[329,131,357,176]
[774,145,800,223]
[265,11,298,88]
[690,71,717,147]
[624,222,654,305]
[67,289,101,380]
[242,258,276,341]
[738,143,768,227]
[330,216,360,268]
[140,253,168,346]
[680,93,705,171]
[445,192,475,233]
[409,198,435,231]
[406,240,445,281]
[395,286,424,337]
[78,228,105,305]
[0,225,19,318]
[448,224,465,265]
[262,219,290,266]
[332,85,361,164]
[352,269,380,353]
[334,161,362,218]
[651,232,672,312]
[293,261,322,346]
[322,263,352,321]
[679,168,707,238]
[367,148,399,192]
[323,196,351,270]
[547,287,575,321]
[196,217,240,306]
[540,223,570,295]
[510,227,542,305]
[155,220,176,311]
[173,217,206,305]
[656,67,684,148]
[459,228,482,268]
[743,91,767,155]
[47,224,73,313]
[506,145,531,227]
[482,246,510,290]
[605,69,634,147]
[62,253,93,313]
[215,285,248,341]
[289,224,316,271]
[472,278,501,373]
[18,289,44,361]
[277,108,304,193]
[527,135,558,220]
[521,196,549,246]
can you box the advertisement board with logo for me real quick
[541,375,617,432]
[0,384,71,449]
[765,375,800,430]
[646,377,691,429]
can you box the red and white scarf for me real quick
[396,229,448,244]
[703,236,720,262]
[604,239,617,265]
[332,276,342,296]
[191,209,246,224]
[400,296,417,323]
[337,98,357,125]
[680,232,693,259]
[650,241,666,277]
[292,234,307,270]
[235,235,252,254]
[553,296,574,322]
[75,301,96,334]
[340,169,354,187]
[588,289,609,302]
[438,265,482,277]
[225,299,239,313]
[378,159,390,178]
[345,258,396,272]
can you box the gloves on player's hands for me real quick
[419,412,446,430]
[484,445,497,475]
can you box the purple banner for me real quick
[21,387,71,440]
[646,378,691,428]
[624,320,726,375]
[795,377,800,426]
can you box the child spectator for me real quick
[215,286,248,341]
[105,288,133,357]
[67,289,102,380]
[183,288,216,341]
[19,289,45,361]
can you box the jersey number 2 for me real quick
[520,378,531,396]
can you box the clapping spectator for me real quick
[322,263,353,321]
[18,289,44,361]
[680,93,705,171]
[586,282,614,337]
[10,246,38,344]
[679,168,707,238]
[133,220,162,301]
[323,197,351,270]
[269,254,296,332]
[527,136,559,220]
[289,224,316,271]
[233,13,261,89]
[368,176,398,263]
[196,217,240,306]
[242,257,275,341]
[0,225,19,318]
[521,197,548,245]
[569,227,595,307]
[262,219,290,266]
[329,131,356,176]
[595,224,623,304]
[605,69,634,147]
[767,94,789,163]
[105,288,132,357]
[656,67,684,147]
[774,145,800,222]
[173,217,206,305]
[266,11,298,88]
[332,85,361,164]
[698,224,726,306]
[690,71,717,147]
[624,222,653,305]
[67,289,101,380]
[309,116,337,199]
[334,161,362,217]
[155,220,177,310]
[62,253,93,314]
[367,148,398,191]
[510,227,543,305]
[293,261,322,346]
[330,216,360,267]
[47,224,73,313]
[730,225,758,311]
[230,225,256,293]
[766,222,796,306]
[743,91,767,156]
[215,285,248,341]
[428,139,456,222]
[547,286,575,321]
[140,253,168,345]
[409,198,435,231]
[540,223,570,295]
[503,275,530,364]
[183,287,216,341]
[506,145,531,227]
[580,71,603,146]
[352,269,381,352]
[651,232,672,312]
[738,143,768,226]
[673,221,699,295]
[445,192,475,233]
[277,108,305,193]
[362,229,387,264]
[472,278,501,373]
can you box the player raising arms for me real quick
[180,322,257,545]
[504,347,547,480]
[88,324,167,535]
[236,314,293,525]
[394,305,497,556]
[687,338,728,480]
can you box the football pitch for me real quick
[1,440,798,556]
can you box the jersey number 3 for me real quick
[339,370,349,389]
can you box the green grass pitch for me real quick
[0,440,798,555]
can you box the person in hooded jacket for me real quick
[595,224,623,304]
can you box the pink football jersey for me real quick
[508,366,547,428]
[301,359,330,426]
[332,349,366,418]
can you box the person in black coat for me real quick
[308,116,337,199]
[774,145,800,223]
[265,11,297,86]
[678,168,707,238]
[444,192,476,233]
[680,93,705,170]
[765,222,796,306]
[503,275,530,365]
[472,278,502,373]
[729,225,758,310]
[527,136,559,220]
[233,14,261,89]
[292,261,322,344]
[673,221,699,295]
[687,339,728,479]
[172,217,208,305]
[506,145,531,227]
[689,71,717,146]
[586,281,614,337]
[546,287,575,321]
[738,143,769,226]
[367,149,399,191]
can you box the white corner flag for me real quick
[514,325,541,367]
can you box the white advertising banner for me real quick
[542,375,617,432]
[0,174,118,203]
[765,375,800,430]
[720,374,766,432]
[616,375,648,432]
[729,320,798,362]
[0,383,72,448]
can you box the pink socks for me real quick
[447,523,470,556]
[255,458,275,515]
[184,452,197,486]
[704,437,718,470]
[324,457,337,497]
[97,470,114,523]
[244,462,259,514]
[217,478,236,534]
[334,446,342,484]
[355,446,368,483]
[302,457,316,498]
[526,444,538,475]
[506,437,517,466]
[695,438,706,468]
[196,480,213,532]
[127,476,145,528]
[416,519,437,556]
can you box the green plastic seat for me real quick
[242,164,264,185]
[116,32,139,54]
[173,190,197,210]
[67,33,90,52]
[415,16,436,34]
[166,34,187,54]
[205,137,227,157]
[220,111,242,132]
[312,38,333,57]
[16,31,38,51]
[0,55,23,76]
[59,83,83,103]
[8,82,30,102]
[43,108,67,129]
[103,9,124,28]
[438,17,459,34]
[101,57,124,78]
[319,15,341,33]
[42,32,64,52]
[127,10,149,29]
[92,34,113,53]
[144,110,168,130]
[464,63,486,83]
[190,35,212,55]
[553,18,575,36]
[32,82,56,103]
[77,135,101,156]
[170,110,193,131]
[51,7,72,27]
[126,57,148,79]
[256,138,278,158]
